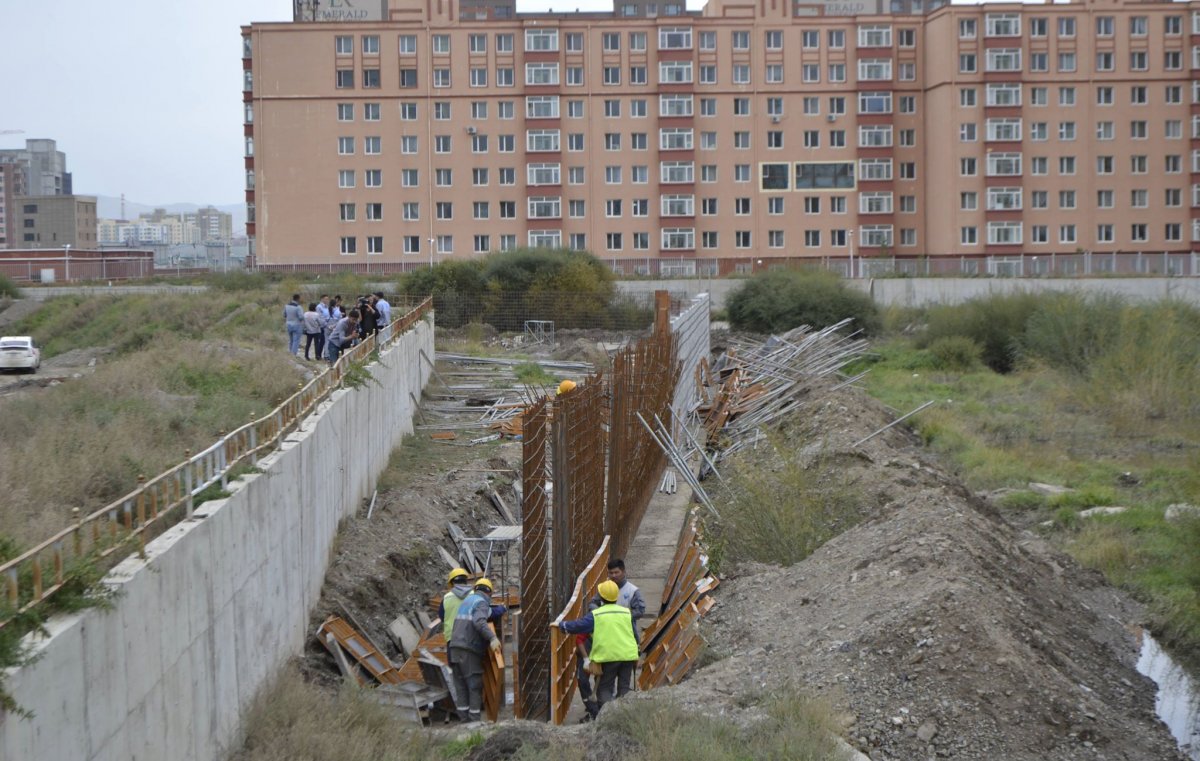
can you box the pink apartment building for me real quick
[243,0,1200,275]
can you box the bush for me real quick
[725,269,880,335]
[927,336,982,371]
[1019,292,1124,375]
[0,273,20,299]
[922,292,1043,373]
[711,435,862,567]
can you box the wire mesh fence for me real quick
[517,398,551,721]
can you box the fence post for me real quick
[72,507,82,558]
[184,449,194,519]
[136,475,147,559]
[219,430,228,490]
[249,414,258,465]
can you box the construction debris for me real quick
[388,615,422,659]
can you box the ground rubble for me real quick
[683,386,1185,761]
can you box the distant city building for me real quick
[98,206,232,245]
[0,164,25,249]
[0,139,72,197]
[192,205,234,242]
[244,0,1200,273]
[16,195,98,248]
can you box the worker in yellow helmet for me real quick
[449,577,504,723]
[557,379,577,396]
[439,568,472,642]
[557,579,639,714]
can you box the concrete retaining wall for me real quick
[670,293,711,435]
[0,318,434,761]
[618,277,1200,309]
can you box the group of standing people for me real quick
[440,558,644,725]
[283,292,392,365]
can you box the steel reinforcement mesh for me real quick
[606,327,679,559]
[517,397,551,721]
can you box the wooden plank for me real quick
[481,622,505,722]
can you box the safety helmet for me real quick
[475,578,494,593]
[556,379,577,396]
[598,580,620,602]
[448,568,469,585]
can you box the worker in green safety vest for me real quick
[557,579,639,712]
[440,568,473,641]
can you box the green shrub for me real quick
[922,292,1043,373]
[1019,292,1124,375]
[999,490,1047,511]
[725,269,880,335]
[0,273,20,299]
[927,336,982,371]
[206,271,270,291]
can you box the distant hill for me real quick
[87,194,246,235]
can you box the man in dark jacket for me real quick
[448,578,503,723]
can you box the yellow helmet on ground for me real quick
[557,379,577,396]
[598,580,620,602]
[448,568,469,585]
[475,577,494,592]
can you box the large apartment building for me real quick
[243,0,1200,274]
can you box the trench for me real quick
[1137,630,1200,759]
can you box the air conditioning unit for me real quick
[770,115,781,124]
[466,125,477,134]
[826,114,837,123]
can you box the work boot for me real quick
[584,700,599,719]
[468,711,482,723]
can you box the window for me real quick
[859,192,893,214]
[1029,52,1048,72]
[631,66,647,85]
[528,197,561,219]
[473,167,489,186]
[699,30,716,50]
[959,18,976,39]
[499,201,516,219]
[604,67,621,86]
[1058,53,1076,73]
[339,203,356,222]
[766,65,783,84]
[661,161,694,183]
[635,132,651,150]
[828,64,845,83]
[860,226,893,248]
[829,29,845,48]
[527,163,561,186]
[860,159,892,181]
[802,30,819,49]
[658,27,693,50]
[1031,87,1048,106]
[364,136,381,155]
[987,153,1022,176]
[1097,189,1114,208]
[1130,16,1147,36]
[401,169,418,187]
[986,49,1021,72]
[1031,226,1049,244]
[858,25,892,47]
[829,97,845,115]
[569,200,586,218]
[1096,16,1114,36]
[1166,15,1182,35]
[986,13,1020,37]
[960,88,976,108]
[1096,156,1114,174]
[632,165,648,183]
[986,221,1022,245]
[766,131,783,149]
[338,169,355,188]
[804,131,820,148]
[960,157,977,176]
[898,28,915,47]
[631,198,648,216]
[960,192,978,211]
[605,166,622,184]
[434,102,451,120]
[604,100,620,119]
[337,103,353,121]
[1131,223,1148,242]
[858,92,891,114]
[1130,51,1148,71]
[698,65,716,84]
[565,32,583,52]
[961,123,979,142]
[1058,189,1076,209]
[335,69,353,88]
[661,195,694,216]
[630,32,647,51]
[859,125,893,147]
[1097,86,1113,106]
[830,130,845,147]
[959,54,976,74]
[732,65,750,85]
[1030,122,1047,141]
[659,61,693,83]
[1057,17,1075,38]
[858,59,892,81]
[1096,52,1114,72]
[735,231,752,249]
[435,168,452,186]
[987,118,1021,141]
[661,228,695,250]
[526,129,560,152]
[1058,122,1075,141]
[961,227,978,246]
[567,134,584,151]
[795,162,854,189]
[768,197,784,215]
[605,133,622,151]
[335,36,352,55]
[526,29,559,51]
[525,63,559,86]
[731,30,750,50]
[1131,86,1147,105]
[1166,187,1182,205]
[1059,87,1076,106]
[340,236,357,255]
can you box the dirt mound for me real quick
[678,384,1184,760]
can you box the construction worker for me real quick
[588,558,646,632]
[557,580,638,713]
[557,379,577,395]
[574,634,601,721]
[439,568,473,642]
[449,578,503,723]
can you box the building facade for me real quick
[243,0,1200,273]
[0,139,72,198]
[16,195,98,249]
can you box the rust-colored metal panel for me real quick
[517,397,551,721]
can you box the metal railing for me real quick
[0,297,433,628]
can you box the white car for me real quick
[0,336,40,373]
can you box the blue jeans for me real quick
[325,339,343,363]
[286,324,302,355]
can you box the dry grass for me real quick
[232,668,445,761]
[0,294,305,547]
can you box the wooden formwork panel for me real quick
[548,537,610,725]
